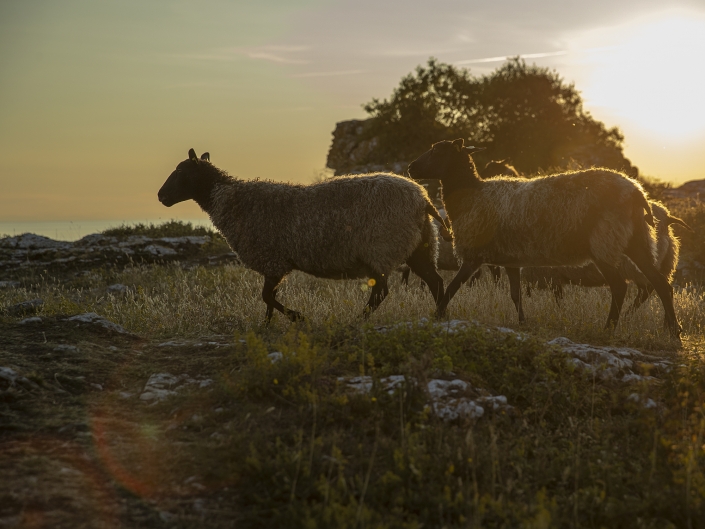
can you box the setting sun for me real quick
[580,13,705,140]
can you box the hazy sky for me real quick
[1,0,704,222]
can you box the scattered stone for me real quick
[0,366,40,391]
[5,298,44,317]
[628,393,658,409]
[0,280,20,289]
[338,375,511,422]
[139,373,214,403]
[19,317,42,324]
[158,341,185,347]
[106,283,129,294]
[0,233,72,250]
[548,337,671,382]
[90,383,103,391]
[119,391,133,399]
[268,351,284,363]
[67,312,133,335]
[0,230,227,277]
[144,244,177,256]
[53,345,78,353]
[158,236,209,246]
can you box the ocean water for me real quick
[0,219,214,242]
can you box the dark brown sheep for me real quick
[401,160,520,286]
[158,149,445,322]
[407,139,681,339]
[522,201,691,311]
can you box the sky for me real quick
[1,0,705,223]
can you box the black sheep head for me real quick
[158,149,211,207]
[408,139,484,182]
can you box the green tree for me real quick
[361,58,637,176]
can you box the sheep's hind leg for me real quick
[400,266,411,287]
[363,275,389,318]
[406,246,444,305]
[262,275,303,323]
[505,267,525,322]
[437,260,481,318]
[467,268,482,288]
[592,261,627,331]
[627,283,654,314]
[624,247,681,339]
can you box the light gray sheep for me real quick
[523,201,690,311]
[158,149,445,322]
[407,139,681,339]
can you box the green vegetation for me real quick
[357,58,636,177]
[102,220,222,240]
[2,215,705,526]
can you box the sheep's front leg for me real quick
[363,275,389,318]
[505,267,525,323]
[592,261,627,331]
[437,259,481,318]
[262,275,303,323]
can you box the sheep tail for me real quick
[425,202,453,241]
[637,192,655,227]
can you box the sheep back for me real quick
[209,173,438,279]
[446,169,656,268]
[522,200,679,290]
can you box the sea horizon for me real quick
[0,218,214,242]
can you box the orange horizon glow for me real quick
[1,3,704,223]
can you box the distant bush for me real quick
[103,220,219,239]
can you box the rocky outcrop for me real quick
[664,179,705,200]
[326,119,409,176]
[0,233,238,279]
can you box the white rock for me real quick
[53,345,78,353]
[158,341,186,347]
[67,313,132,334]
[139,372,214,403]
[158,236,209,246]
[338,374,510,421]
[107,283,129,294]
[0,366,39,390]
[268,352,283,363]
[549,337,670,382]
[19,317,42,324]
[1,233,72,250]
[144,245,177,256]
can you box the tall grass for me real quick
[2,263,702,350]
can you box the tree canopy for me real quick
[361,58,637,176]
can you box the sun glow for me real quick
[577,13,705,140]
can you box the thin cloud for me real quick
[291,69,366,78]
[245,51,308,64]
[456,50,568,65]
[177,45,311,64]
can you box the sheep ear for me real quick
[188,148,198,162]
[200,152,210,162]
[463,146,485,155]
[452,138,465,152]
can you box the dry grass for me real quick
[3,261,705,527]
[3,264,702,351]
